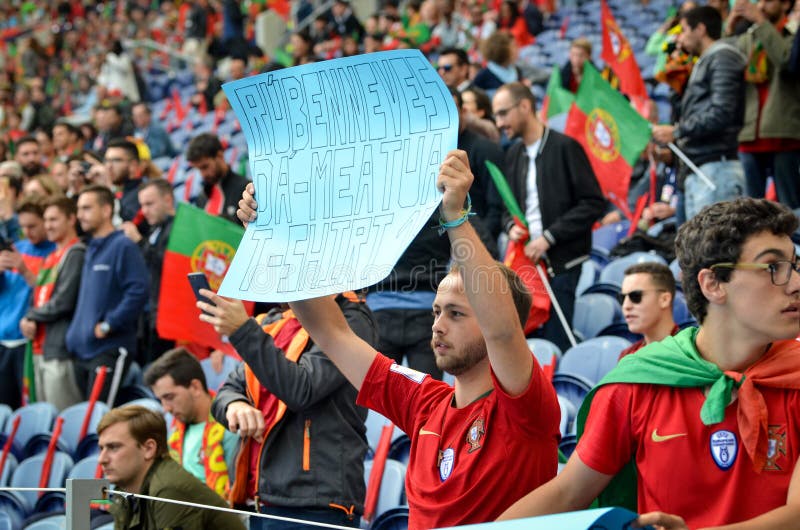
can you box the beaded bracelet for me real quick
[438,193,476,235]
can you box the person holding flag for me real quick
[492,81,605,351]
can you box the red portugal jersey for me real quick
[577,383,800,528]
[358,354,560,530]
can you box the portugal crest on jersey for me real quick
[710,430,738,470]
[466,417,485,453]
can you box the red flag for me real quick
[600,0,648,100]
[559,15,570,40]
[503,238,551,334]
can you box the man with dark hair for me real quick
[105,138,144,223]
[132,102,177,160]
[437,47,473,91]
[52,121,84,162]
[93,104,133,155]
[234,150,561,528]
[617,262,678,358]
[66,185,149,402]
[731,0,800,209]
[123,179,176,363]
[0,197,55,409]
[20,196,85,410]
[493,81,605,351]
[14,136,44,178]
[144,348,238,497]
[652,5,747,219]
[99,405,246,530]
[501,197,800,529]
[186,133,250,224]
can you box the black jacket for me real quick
[212,296,378,513]
[459,127,505,239]
[196,167,251,225]
[674,41,747,166]
[502,128,605,275]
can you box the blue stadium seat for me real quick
[388,435,411,466]
[669,258,682,283]
[10,452,73,513]
[365,411,405,454]
[363,459,407,522]
[369,506,409,530]
[576,259,601,297]
[597,322,642,343]
[23,514,66,530]
[558,336,632,386]
[673,291,697,327]
[0,404,11,432]
[68,455,100,480]
[572,293,623,341]
[0,509,20,530]
[528,338,563,363]
[200,355,240,393]
[557,395,577,438]
[27,402,110,458]
[592,220,630,254]
[559,433,578,459]
[123,398,163,413]
[551,372,593,411]
[598,252,668,288]
[0,402,58,460]
[0,453,17,486]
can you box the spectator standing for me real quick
[121,179,176,364]
[234,152,562,529]
[0,199,55,409]
[617,263,678,358]
[204,293,378,530]
[493,82,605,351]
[65,185,149,402]
[132,103,177,160]
[20,196,84,410]
[652,6,747,220]
[187,133,250,225]
[144,348,238,498]
[104,138,145,224]
[99,406,246,530]
[15,136,44,179]
[437,47,474,92]
[732,0,800,209]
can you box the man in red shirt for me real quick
[500,197,800,529]
[617,262,678,359]
[234,150,561,529]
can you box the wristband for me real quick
[438,193,476,235]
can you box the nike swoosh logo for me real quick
[419,429,440,437]
[651,429,687,442]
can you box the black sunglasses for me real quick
[437,64,454,72]
[617,289,665,305]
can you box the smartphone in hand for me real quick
[188,272,214,315]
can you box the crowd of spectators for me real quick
[0,0,800,528]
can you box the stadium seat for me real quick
[123,398,163,413]
[0,402,58,460]
[557,395,577,438]
[551,372,593,411]
[559,433,578,459]
[122,361,144,388]
[10,452,73,513]
[200,355,240,392]
[669,258,682,283]
[388,435,411,466]
[68,455,100,480]
[558,336,632,386]
[113,384,156,407]
[363,459,407,522]
[365,411,405,454]
[0,510,20,530]
[596,322,642,343]
[598,252,668,287]
[369,506,409,530]
[592,221,630,255]
[23,514,66,530]
[527,338,562,362]
[27,402,110,458]
[673,291,697,327]
[575,259,601,296]
[572,293,623,340]
[0,453,17,486]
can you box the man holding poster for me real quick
[231,150,561,529]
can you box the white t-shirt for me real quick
[524,140,543,240]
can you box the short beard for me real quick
[434,336,488,376]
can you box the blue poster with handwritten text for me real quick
[218,50,458,301]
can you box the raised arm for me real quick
[438,149,532,396]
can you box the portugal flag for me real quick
[600,0,648,102]
[541,66,575,133]
[157,203,250,355]
[564,64,650,218]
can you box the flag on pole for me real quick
[485,161,551,333]
[156,203,252,355]
[21,342,36,405]
[541,66,575,133]
[600,0,648,102]
[563,63,651,218]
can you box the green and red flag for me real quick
[157,203,252,356]
[600,0,648,102]
[563,63,651,218]
[541,66,575,133]
[21,342,35,406]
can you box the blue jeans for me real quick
[684,159,745,220]
[740,150,800,209]
[250,506,360,530]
